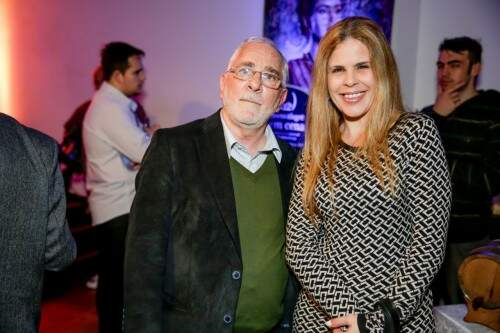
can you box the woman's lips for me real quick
[340,91,366,103]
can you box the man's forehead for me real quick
[439,50,469,62]
[230,42,282,69]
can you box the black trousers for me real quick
[96,214,128,333]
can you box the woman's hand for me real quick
[326,314,360,333]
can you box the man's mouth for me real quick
[240,98,262,105]
[439,79,452,87]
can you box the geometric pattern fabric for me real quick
[286,113,451,332]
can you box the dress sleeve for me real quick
[286,155,358,316]
[364,117,451,331]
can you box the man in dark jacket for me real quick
[0,113,76,332]
[124,37,298,333]
[421,36,500,304]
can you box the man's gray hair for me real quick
[227,36,289,86]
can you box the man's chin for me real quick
[237,117,263,129]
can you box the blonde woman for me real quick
[286,17,451,333]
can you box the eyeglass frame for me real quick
[226,65,284,90]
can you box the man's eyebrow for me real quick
[237,61,255,68]
[437,60,463,66]
[264,66,280,76]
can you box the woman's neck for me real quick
[340,119,367,147]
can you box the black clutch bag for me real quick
[375,299,400,333]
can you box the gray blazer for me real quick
[0,113,76,332]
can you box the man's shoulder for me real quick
[420,104,435,115]
[0,113,57,171]
[85,85,130,119]
[155,112,220,141]
[0,113,56,150]
[155,117,205,140]
[458,89,500,120]
[276,137,298,163]
[476,89,500,106]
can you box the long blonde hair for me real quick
[302,17,404,218]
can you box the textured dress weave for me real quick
[286,112,451,332]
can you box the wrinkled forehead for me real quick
[228,42,283,72]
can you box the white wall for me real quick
[391,0,421,110]
[8,0,264,140]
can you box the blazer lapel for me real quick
[195,111,241,260]
[275,140,297,222]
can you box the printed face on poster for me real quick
[264,0,395,148]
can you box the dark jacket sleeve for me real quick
[44,136,77,270]
[124,130,172,333]
[23,126,76,271]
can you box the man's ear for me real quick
[219,74,226,102]
[110,70,123,86]
[277,88,288,111]
[471,62,481,78]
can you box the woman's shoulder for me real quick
[391,111,438,140]
[395,111,435,129]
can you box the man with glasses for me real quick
[124,37,297,333]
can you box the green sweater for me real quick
[229,156,288,333]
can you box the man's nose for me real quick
[247,72,263,91]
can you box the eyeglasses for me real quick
[228,66,283,89]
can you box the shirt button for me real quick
[232,270,241,280]
[223,314,232,324]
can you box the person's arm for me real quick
[286,155,358,316]
[361,117,451,331]
[432,80,467,117]
[484,114,500,196]
[98,102,152,163]
[44,138,77,270]
[123,130,172,333]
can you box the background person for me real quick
[83,41,158,332]
[421,36,500,304]
[0,113,76,333]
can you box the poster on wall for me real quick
[264,0,395,148]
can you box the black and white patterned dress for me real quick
[286,113,451,332]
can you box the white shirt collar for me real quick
[220,113,282,163]
[100,81,137,112]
